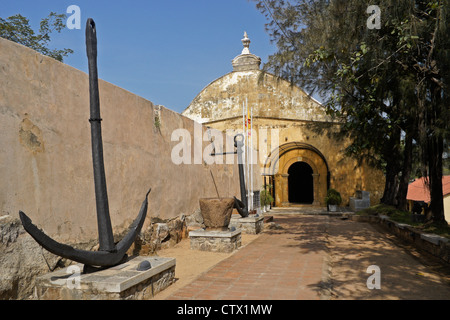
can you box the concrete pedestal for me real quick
[34,256,176,300]
[189,229,241,253]
[229,214,264,234]
[350,190,371,212]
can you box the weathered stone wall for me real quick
[0,37,260,247]
[182,68,385,207]
[182,70,332,124]
[207,117,385,206]
[0,215,62,299]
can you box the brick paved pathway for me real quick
[164,210,450,300]
[166,215,330,300]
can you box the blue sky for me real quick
[1,0,276,113]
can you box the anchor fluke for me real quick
[19,189,151,267]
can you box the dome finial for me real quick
[232,31,261,71]
[241,31,251,54]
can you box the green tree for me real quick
[253,0,449,224]
[0,12,73,62]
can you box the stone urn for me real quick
[199,198,235,231]
[328,204,337,212]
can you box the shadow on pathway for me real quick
[327,216,450,300]
[161,209,450,300]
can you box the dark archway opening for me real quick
[288,162,314,204]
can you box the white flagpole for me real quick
[250,105,253,212]
[242,101,246,184]
[246,97,249,211]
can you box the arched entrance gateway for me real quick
[288,162,314,204]
[263,142,330,207]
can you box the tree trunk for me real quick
[421,81,446,225]
[381,161,399,206]
[381,128,401,206]
[428,134,446,224]
[396,131,413,211]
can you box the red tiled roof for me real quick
[406,176,450,203]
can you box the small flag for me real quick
[246,110,251,135]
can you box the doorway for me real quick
[288,162,314,204]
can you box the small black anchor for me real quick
[210,133,249,218]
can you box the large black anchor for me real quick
[19,18,151,269]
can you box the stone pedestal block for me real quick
[350,190,371,211]
[189,229,241,253]
[34,256,175,300]
[229,214,264,234]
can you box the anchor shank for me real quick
[234,134,248,216]
[86,18,115,252]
